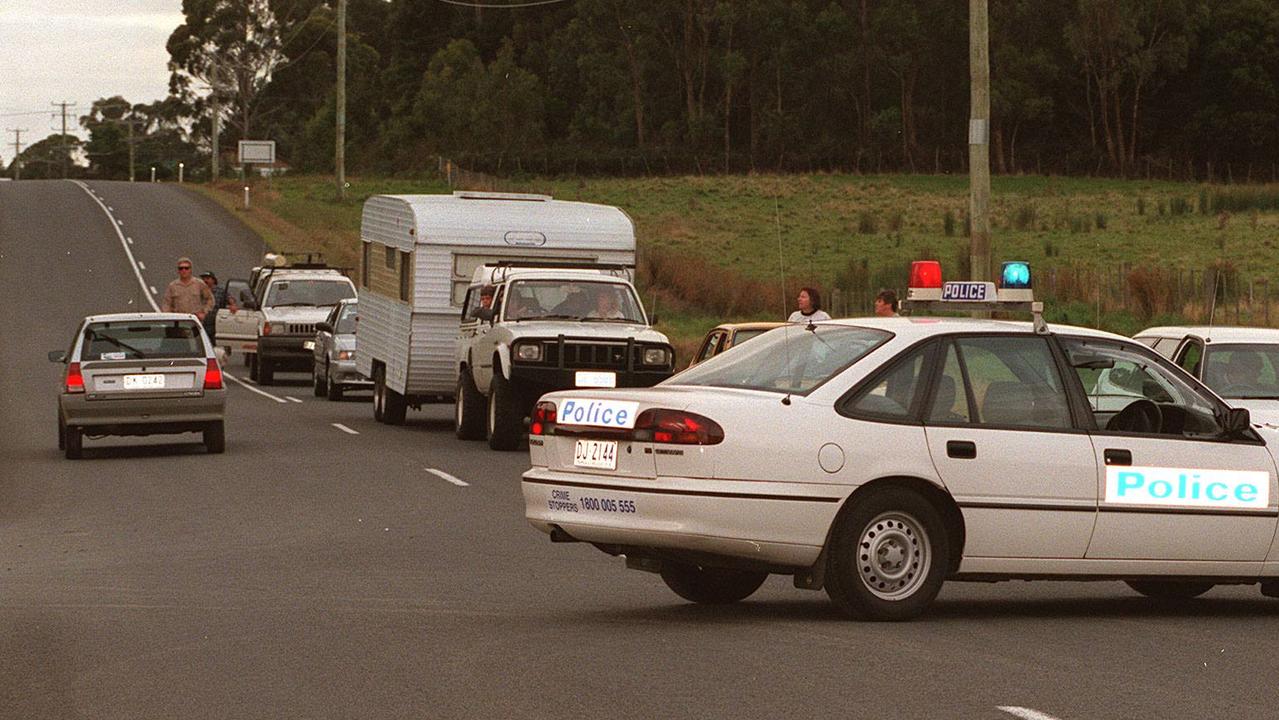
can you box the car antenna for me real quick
[1207,268,1221,338]
[775,194,793,406]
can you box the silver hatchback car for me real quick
[50,313,227,459]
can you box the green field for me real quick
[197,173,1279,358]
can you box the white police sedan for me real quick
[522,263,1279,620]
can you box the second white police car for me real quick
[523,261,1279,620]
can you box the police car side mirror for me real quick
[316,321,333,333]
[1225,407,1252,436]
[47,350,66,363]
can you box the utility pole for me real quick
[51,101,75,179]
[211,92,221,181]
[335,0,347,200]
[968,0,992,284]
[7,128,26,180]
[124,117,141,182]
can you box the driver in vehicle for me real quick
[1218,351,1265,393]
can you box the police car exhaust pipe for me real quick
[549,525,581,543]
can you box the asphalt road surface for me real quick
[4,180,1279,719]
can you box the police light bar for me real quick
[902,260,1046,334]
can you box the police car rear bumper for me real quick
[521,467,837,569]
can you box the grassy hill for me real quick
[195,173,1279,358]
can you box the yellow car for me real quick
[688,322,785,367]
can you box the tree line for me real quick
[12,0,1279,181]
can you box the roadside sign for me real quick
[238,140,276,164]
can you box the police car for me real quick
[522,261,1279,620]
[1135,325,1279,425]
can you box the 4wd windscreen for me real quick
[82,320,204,360]
[1203,344,1279,399]
[504,280,644,323]
[265,280,356,307]
[669,325,890,394]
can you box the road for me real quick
[3,180,1279,719]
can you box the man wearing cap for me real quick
[161,257,214,322]
[199,270,234,342]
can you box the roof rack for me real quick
[453,191,552,202]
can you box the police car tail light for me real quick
[633,409,724,446]
[530,401,556,436]
[203,358,224,390]
[907,260,943,301]
[65,362,85,393]
[997,261,1034,302]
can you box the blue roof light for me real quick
[1000,261,1032,289]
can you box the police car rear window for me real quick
[668,325,889,395]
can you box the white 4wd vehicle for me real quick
[218,265,356,385]
[455,264,676,451]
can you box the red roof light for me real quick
[909,260,943,289]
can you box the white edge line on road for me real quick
[70,180,158,312]
[426,468,469,487]
[285,396,302,403]
[997,707,1061,720]
[223,373,287,403]
[332,423,359,435]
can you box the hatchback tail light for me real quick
[65,362,85,393]
[633,408,724,445]
[204,358,224,390]
[530,401,556,436]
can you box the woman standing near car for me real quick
[788,287,831,323]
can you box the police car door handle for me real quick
[946,440,977,459]
[1104,448,1132,466]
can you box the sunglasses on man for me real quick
[178,265,192,271]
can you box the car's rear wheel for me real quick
[1125,580,1214,599]
[325,362,344,401]
[57,412,66,450]
[659,562,768,604]
[455,371,486,440]
[313,360,327,397]
[487,372,522,451]
[204,421,226,454]
[64,425,82,460]
[825,487,949,621]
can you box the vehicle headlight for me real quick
[515,343,543,362]
[643,347,670,366]
[337,350,355,361]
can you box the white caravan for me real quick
[355,191,636,424]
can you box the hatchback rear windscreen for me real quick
[83,320,204,360]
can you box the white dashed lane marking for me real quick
[149,285,157,295]
[426,468,469,487]
[997,707,1061,720]
[126,237,133,245]
[137,261,145,270]
[332,423,359,435]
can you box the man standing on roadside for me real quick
[873,289,900,318]
[161,257,214,322]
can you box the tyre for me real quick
[487,372,523,451]
[659,562,768,604]
[64,425,82,460]
[258,357,275,385]
[825,487,950,621]
[1125,580,1214,599]
[248,353,259,381]
[313,361,327,397]
[204,421,226,454]
[57,412,66,450]
[243,351,252,367]
[455,371,486,440]
[374,367,407,425]
[325,363,344,401]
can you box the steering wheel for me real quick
[1106,399,1162,433]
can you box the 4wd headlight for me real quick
[643,347,670,366]
[515,343,543,362]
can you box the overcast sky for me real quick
[0,1,181,155]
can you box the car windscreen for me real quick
[1202,343,1279,399]
[504,280,644,323]
[82,320,204,360]
[335,303,358,334]
[668,324,890,395]
[265,279,356,307]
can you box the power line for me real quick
[0,110,48,117]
